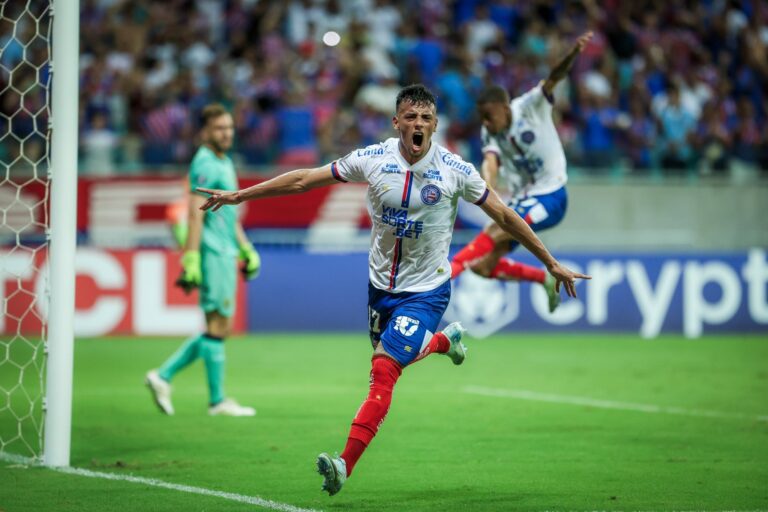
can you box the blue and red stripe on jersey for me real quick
[388,238,403,290]
[400,170,413,208]
[331,161,347,183]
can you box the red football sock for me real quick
[339,438,365,476]
[451,232,496,278]
[489,258,546,283]
[342,355,402,476]
[412,332,450,363]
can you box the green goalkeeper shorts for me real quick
[200,250,237,318]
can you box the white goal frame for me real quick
[43,0,79,467]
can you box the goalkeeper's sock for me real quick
[450,232,496,278]
[199,334,226,406]
[490,258,546,283]
[158,334,203,381]
[343,355,402,476]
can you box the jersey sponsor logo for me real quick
[423,169,443,181]
[440,153,473,175]
[381,206,424,239]
[420,184,442,205]
[521,130,536,144]
[394,315,420,337]
[357,145,385,157]
[381,163,401,174]
[511,155,544,176]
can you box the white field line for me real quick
[463,386,768,423]
[0,452,322,512]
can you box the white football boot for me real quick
[145,370,175,415]
[208,398,256,417]
[316,452,347,496]
[442,322,467,365]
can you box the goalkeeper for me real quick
[146,103,261,417]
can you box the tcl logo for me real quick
[1,249,244,336]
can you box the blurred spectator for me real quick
[655,87,697,170]
[578,92,620,169]
[731,97,763,166]
[692,102,731,174]
[2,0,767,177]
[81,112,119,175]
[620,97,656,170]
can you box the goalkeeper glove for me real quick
[239,243,261,280]
[175,250,202,293]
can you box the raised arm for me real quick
[198,163,339,211]
[541,31,593,98]
[479,189,590,297]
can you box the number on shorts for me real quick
[368,307,381,334]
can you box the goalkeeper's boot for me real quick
[145,370,174,415]
[208,398,256,417]
[544,272,561,313]
[442,322,467,366]
[316,452,347,496]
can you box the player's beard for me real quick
[209,139,232,154]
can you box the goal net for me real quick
[0,0,52,460]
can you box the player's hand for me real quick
[197,188,241,211]
[176,250,202,293]
[547,260,591,298]
[239,243,261,280]
[574,31,593,53]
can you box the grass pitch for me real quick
[1,333,767,511]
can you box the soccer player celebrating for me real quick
[145,104,261,417]
[199,85,589,494]
[451,31,593,313]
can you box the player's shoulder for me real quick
[514,82,551,111]
[190,146,216,169]
[434,144,477,177]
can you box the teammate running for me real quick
[451,32,594,313]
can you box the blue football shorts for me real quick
[507,186,568,250]
[367,279,451,366]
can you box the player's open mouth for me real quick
[411,132,424,152]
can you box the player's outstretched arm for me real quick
[542,31,593,97]
[198,164,339,211]
[480,190,590,297]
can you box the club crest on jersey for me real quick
[394,316,420,337]
[420,184,442,205]
[521,130,536,144]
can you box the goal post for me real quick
[0,0,79,466]
[43,0,79,467]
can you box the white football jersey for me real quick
[481,83,567,198]
[333,138,489,293]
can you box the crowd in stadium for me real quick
[3,0,767,175]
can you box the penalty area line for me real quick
[0,452,322,512]
[463,386,768,423]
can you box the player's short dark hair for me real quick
[477,85,510,105]
[200,103,230,127]
[395,84,437,112]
